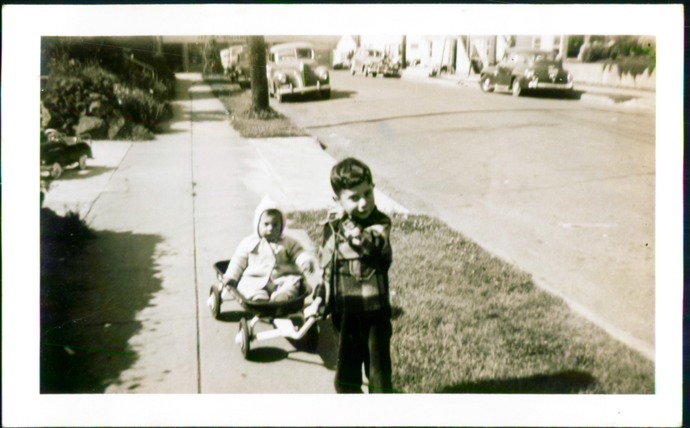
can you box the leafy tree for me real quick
[202,37,223,75]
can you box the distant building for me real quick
[333,35,357,68]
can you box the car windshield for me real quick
[531,52,558,63]
[504,51,561,65]
[365,50,382,58]
[273,47,313,62]
[295,48,313,59]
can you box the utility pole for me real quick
[559,35,569,60]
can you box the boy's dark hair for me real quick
[330,157,374,195]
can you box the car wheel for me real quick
[371,72,377,78]
[78,154,88,170]
[320,89,331,100]
[208,286,221,319]
[511,79,522,97]
[364,67,369,77]
[479,76,494,93]
[49,162,63,179]
[350,65,356,76]
[239,318,251,359]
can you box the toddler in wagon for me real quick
[222,196,314,302]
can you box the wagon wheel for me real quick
[49,162,63,179]
[208,286,221,319]
[511,79,522,97]
[239,318,251,359]
[78,154,88,170]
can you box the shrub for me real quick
[41,37,176,139]
[41,55,172,140]
[581,41,611,63]
[577,35,656,79]
[113,84,171,130]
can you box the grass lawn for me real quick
[287,210,655,394]
[207,78,308,138]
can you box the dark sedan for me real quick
[479,48,574,97]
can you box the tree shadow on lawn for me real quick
[437,370,596,394]
[40,208,163,393]
[186,111,230,122]
[281,90,357,103]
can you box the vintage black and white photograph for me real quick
[2,4,684,427]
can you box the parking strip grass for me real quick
[287,210,654,394]
[208,78,309,138]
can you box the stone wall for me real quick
[565,61,655,90]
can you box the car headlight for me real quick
[316,68,329,81]
[275,72,288,84]
[524,69,535,79]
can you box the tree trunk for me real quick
[401,35,407,69]
[248,36,269,112]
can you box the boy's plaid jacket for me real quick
[319,207,392,315]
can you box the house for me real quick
[332,35,357,68]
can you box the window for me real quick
[295,48,313,59]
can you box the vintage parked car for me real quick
[267,42,331,102]
[350,48,400,77]
[479,48,574,96]
[220,44,251,89]
[40,129,93,178]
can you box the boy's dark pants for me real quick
[333,309,392,393]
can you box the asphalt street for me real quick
[271,69,656,360]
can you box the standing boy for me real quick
[318,157,394,393]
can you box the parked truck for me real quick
[220,45,251,89]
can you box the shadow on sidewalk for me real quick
[437,369,596,394]
[44,166,116,181]
[40,208,163,393]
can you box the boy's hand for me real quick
[312,282,326,300]
[299,259,314,274]
[342,219,363,247]
[224,278,237,289]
